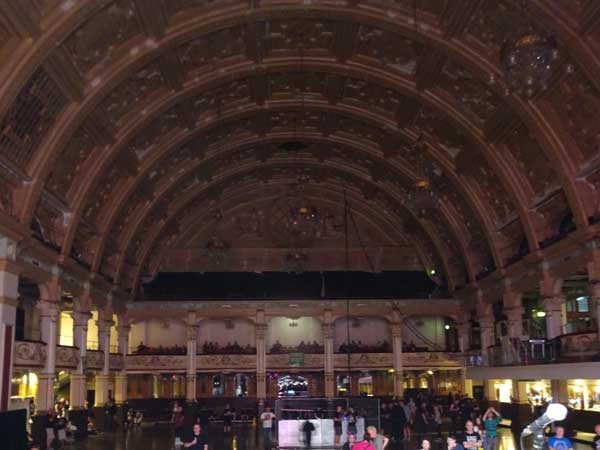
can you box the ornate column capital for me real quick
[322,323,334,339]
[73,311,92,327]
[38,300,60,320]
[542,295,564,312]
[97,318,114,333]
[186,324,199,341]
[255,323,267,339]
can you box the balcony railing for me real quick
[466,331,600,367]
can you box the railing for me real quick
[466,332,600,367]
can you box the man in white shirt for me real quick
[260,406,277,449]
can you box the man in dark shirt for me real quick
[184,423,208,450]
[303,418,315,448]
[463,420,482,449]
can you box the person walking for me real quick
[260,406,277,450]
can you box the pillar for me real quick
[0,237,19,412]
[114,322,130,404]
[479,317,495,362]
[456,321,471,353]
[588,280,600,342]
[322,311,335,398]
[70,311,91,409]
[542,296,566,339]
[391,315,404,398]
[255,310,267,402]
[94,315,113,406]
[540,272,565,339]
[185,315,198,403]
[551,379,569,404]
[37,299,60,412]
[503,288,524,339]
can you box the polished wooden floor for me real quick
[69,424,586,450]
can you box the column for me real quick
[37,299,60,412]
[94,315,113,406]
[540,273,565,339]
[542,296,565,339]
[456,321,471,353]
[322,311,335,398]
[185,318,198,403]
[114,322,130,404]
[551,379,569,404]
[255,311,267,402]
[503,288,524,339]
[588,280,600,342]
[391,320,404,398]
[69,311,91,409]
[0,238,19,412]
[479,317,495,363]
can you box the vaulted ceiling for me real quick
[0,0,599,297]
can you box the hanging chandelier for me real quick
[500,31,560,98]
[408,179,437,218]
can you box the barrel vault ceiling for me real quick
[0,0,599,297]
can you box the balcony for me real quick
[56,345,79,369]
[466,331,600,367]
[13,340,46,368]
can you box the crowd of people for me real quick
[336,340,440,354]
[338,340,392,353]
[132,343,186,355]
[26,393,597,450]
[201,341,256,354]
[269,340,324,354]
[130,340,446,356]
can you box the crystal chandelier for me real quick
[500,31,560,98]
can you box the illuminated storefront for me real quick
[493,379,513,403]
[525,380,552,405]
[568,379,600,411]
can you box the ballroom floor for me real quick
[66,424,590,450]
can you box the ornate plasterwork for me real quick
[13,341,46,367]
[0,0,598,299]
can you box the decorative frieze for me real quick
[13,341,46,367]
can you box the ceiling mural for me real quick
[0,0,598,299]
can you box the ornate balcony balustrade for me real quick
[466,332,600,367]
[15,345,462,372]
[86,350,105,371]
[13,340,46,368]
[56,345,79,369]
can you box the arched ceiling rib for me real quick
[152,186,439,277]
[115,158,461,274]
[127,170,455,294]
[0,1,598,296]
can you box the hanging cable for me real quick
[343,189,352,396]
